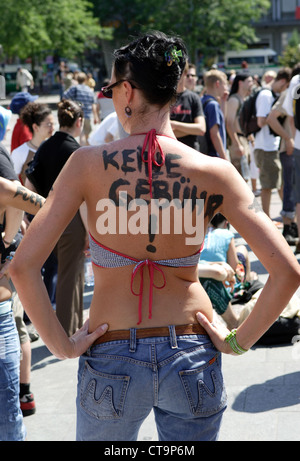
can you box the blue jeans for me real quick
[76,327,227,441]
[280,151,296,218]
[0,312,26,441]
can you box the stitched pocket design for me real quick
[179,353,227,417]
[80,361,130,420]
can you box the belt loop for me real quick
[129,328,136,352]
[86,346,91,357]
[168,325,178,349]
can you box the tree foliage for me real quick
[0,0,101,65]
[92,0,270,64]
[279,30,300,69]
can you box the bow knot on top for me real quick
[131,258,166,325]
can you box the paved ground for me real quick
[2,93,300,441]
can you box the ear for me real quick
[123,80,134,103]
[32,123,39,133]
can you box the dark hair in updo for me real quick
[57,99,83,127]
[20,102,52,133]
[113,31,187,106]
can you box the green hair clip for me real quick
[165,47,183,66]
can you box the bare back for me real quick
[81,134,224,330]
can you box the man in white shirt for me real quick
[283,70,300,253]
[88,112,128,146]
[254,68,291,217]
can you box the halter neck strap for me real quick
[133,129,174,198]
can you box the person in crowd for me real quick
[10,31,300,442]
[226,72,253,180]
[56,61,66,100]
[88,111,128,146]
[0,177,45,441]
[9,92,38,152]
[11,102,54,185]
[267,84,298,245]
[96,79,116,122]
[0,125,41,419]
[16,67,34,93]
[170,62,205,150]
[261,70,277,88]
[198,213,258,329]
[184,63,198,92]
[228,70,236,89]
[86,72,96,90]
[63,72,99,145]
[25,100,86,336]
[0,106,12,144]
[254,68,291,218]
[201,69,229,159]
[283,64,300,254]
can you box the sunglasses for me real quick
[101,79,137,99]
[40,122,55,128]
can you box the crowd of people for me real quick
[0,31,300,441]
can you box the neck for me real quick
[126,106,175,137]
[28,137,40,149]
[59,126,77,137]
[239,86,250,100]
[206,88,219,99]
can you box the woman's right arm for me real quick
[9,149,108,359]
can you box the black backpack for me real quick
[293,75,300,131]
[239,88,277,137]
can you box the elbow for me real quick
[272,265,300,292]
[257,117,266,129]
[9,259,24,284]
[290,269,300,290]
[9,255,33,286]
[199,123,206,136]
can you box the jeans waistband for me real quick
[93,323,207,346]
[0,299,12,316]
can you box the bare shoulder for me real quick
[63,145,107,174]
[192,153,236,180]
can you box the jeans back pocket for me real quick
[80,361,130,420]
[179,353,227,417]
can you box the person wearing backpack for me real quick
[283,64,300,254]
[253,68,291,217]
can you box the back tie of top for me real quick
[89,233,202,325]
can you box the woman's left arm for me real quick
[197,160,300,354]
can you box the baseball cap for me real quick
[0,106,12,141]
[10,92,38,115]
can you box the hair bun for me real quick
[113,31,187,106]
